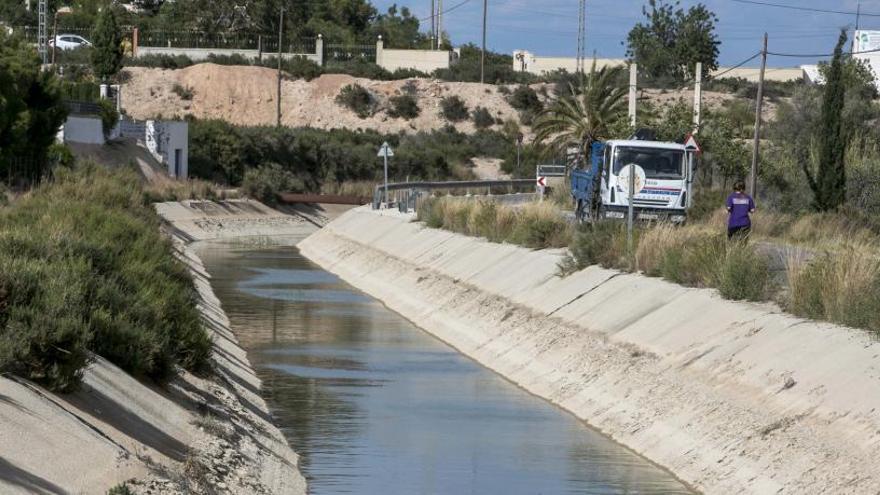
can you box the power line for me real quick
[711,51,763,78]
[767,46,880,58]
[417,0,473,22]
[725,0,880,17]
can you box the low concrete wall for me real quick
[379,48,450,73]
[299,206,880,495]
[63,115,105,145]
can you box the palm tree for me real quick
[533,61,628,160]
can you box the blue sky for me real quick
[372,0,880,67]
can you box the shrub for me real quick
[324,59,393,80]
[241,163,301,205]
[205,53,252,66]
[472,106,494,129]
[0,166,211,391]
[125,53,194,69]
[335,84,374,118]
[388,94,420,119]
[172,83,194,100]
[508,84,542,113]
[107,484,134,495]
[440,95,469,122]
[259,55,323,81]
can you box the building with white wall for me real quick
[145,120,188,179]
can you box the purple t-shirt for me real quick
[726,192,755,228]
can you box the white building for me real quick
[145,120,188,179]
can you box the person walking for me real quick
[726,181,755,240]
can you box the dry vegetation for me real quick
[417,196,880,334]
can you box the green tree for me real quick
[91,7,123,81]
[533,61,627,158]
[807,30,848,211]
[0,31,67,185]
[370,4,428,48]
[626,0,719,83]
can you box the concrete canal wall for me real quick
[299,206,880,495]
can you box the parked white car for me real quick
[48,34,91,50]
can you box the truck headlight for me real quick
[605,211,625,219]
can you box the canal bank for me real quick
[299,206,880,495]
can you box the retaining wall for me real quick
[298,206,880,494]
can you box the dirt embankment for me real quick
[0,200,309,495]
[122,64,523,133]
[121,63,771,134]
[298,206,880,495]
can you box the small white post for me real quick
[628,63,637,128]
[376,35,384,67]
[383,153,388,206]
[315,34,323,66]
[693,61,702,134]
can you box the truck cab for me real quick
[571,139,696,223]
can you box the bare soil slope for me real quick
[122,64,774,133]
[122,64,522,133]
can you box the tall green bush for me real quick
[91,7,123,81]
[807,30,848,211]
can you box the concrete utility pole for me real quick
[576,0,585,75]
[480,0,487,84]
[430,0,436,49]
[749,33,768,197]
[276,8,284,127]
[693,61,702,133]
[37,0,47,64]
[437,0,443,47]
[628,63,637,128]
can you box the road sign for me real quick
[618,164,646,196]
[684,133,701,153]
[536,176,546,187]
[377,141,394,158]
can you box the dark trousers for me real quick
[727,225,751,240]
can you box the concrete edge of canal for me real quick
[298,205,880,495]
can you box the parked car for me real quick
[48,34,91,50]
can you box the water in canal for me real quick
[198,239,692,495]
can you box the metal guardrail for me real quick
[372,179,536,212]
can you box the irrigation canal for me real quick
[198,238,693,494]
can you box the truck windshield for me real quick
[613,146,684,179]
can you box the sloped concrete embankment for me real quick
[299,206,880,495]
[0,200,307,494]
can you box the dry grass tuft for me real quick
[787,242,880,332]
[417,197,572,249]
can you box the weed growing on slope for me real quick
[335,84,375,118]
[0,166,211,391]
